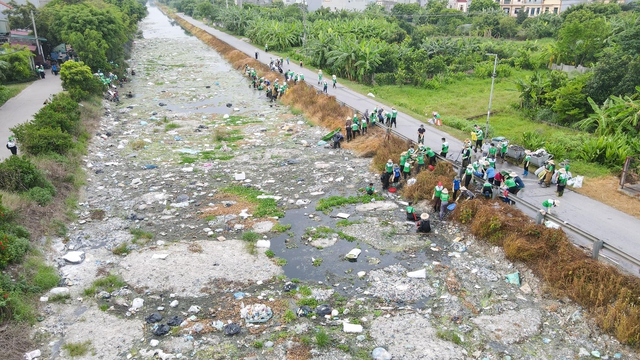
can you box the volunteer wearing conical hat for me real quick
[542,199,559,214]
[464,164,473,188]
[523,150,531,177]
[386,159,394,174]
[417,213,431,233]
[456,186,476,203]
[556,168,568,197]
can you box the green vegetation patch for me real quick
[63,341,92,357]
[222,185,284,218]
[84,274,127,297]
[304,226,357,242]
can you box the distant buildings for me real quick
[279,0,624,16]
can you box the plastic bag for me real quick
[505,272,520,286]
[572,175,583,188]
[315,304,332,316]
[153,324,170,336]
[224,323,241,336]
[145,312,162,324]
[167,316,183,327]
[296,305,312,317]
[283,283,297,292]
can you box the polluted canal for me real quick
[30,3,638,360]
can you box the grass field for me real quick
[0,82,33,107]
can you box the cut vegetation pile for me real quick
[452,200,640,346]
[401,162,457,202]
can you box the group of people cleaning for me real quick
[379,140,449,190]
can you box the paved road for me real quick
[177,14,640,273]
[0,74,63,161]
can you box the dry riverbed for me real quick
[28,5,637,360]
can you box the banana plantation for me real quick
[160,0,640,169]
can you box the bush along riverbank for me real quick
[167,8,640,350]
[0,91,103,357]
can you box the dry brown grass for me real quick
[371,136,408,172]
[401,162,456,202]
[199,194,255,218]
[0,323,34,360]
[452,198,640,346]
[575,176,640,220]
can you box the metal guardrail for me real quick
[327,90,640,272]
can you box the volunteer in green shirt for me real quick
[391,107,398,128]
[351,121,359,139]
[400,152,408,168]
[556,168,568,197]
[416,152,425,173]
[386,159,393,174]
[542,199,559,214]
[402,161,411,180]
[406,202,417,221]
[500,142,508,162]
[488,143,498,159]
[361,118,368,134]
[426,147,436,167]
[474,125,484,153]
[366,183,375,196]
[432,182,444,212]
[439,188,450,220]
[464,164,473,188]
[523,151,531,176]
[441,138,449,158]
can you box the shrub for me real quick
[0,156,54,193]
[60,61,103,101]
[0,234,30,269]
[33,95,81,136]
[11,123,75,156]
[27,187,54,206]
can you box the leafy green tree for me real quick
[2,0,36,31]
[549,74,590,125]
[468,0,500,13]
[45,2,130,71]
[60,60,102,101]
[584,51,640,104]
[0,44,35,82]
[516,9,528,25]
[496,16,518,38]
[555,9,610,65]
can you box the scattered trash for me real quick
[367,92,375,98]
[177,148,200,155]
[255,240,271,248]
[212,320,224,330]
[343,323,363,333]
[407,178,417,186]
[144,164,158,169]
[283,283,297,292]
[407,269,427,279]
[505,272,521,286]
[544,221,560,229]
[315,304,332,317]
[447,203,457,211]
[234,172,246,181]
[345,248,361,261]
[296,305,312,317]
[24,349,41,360]
[591,351,601,358]
[451,243,467,252]
[145,312,163,324]
[317,140,327,146]
[153,324,170,336]
[372,347,392,360]
[224,323,241,336]
[167,316,183,326]
[174,136,183,141]
[226,103,232,107]
[241,303,273,323]
[335,213,350,219]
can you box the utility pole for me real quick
[485,53,498,139]
[30,11,43,60]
